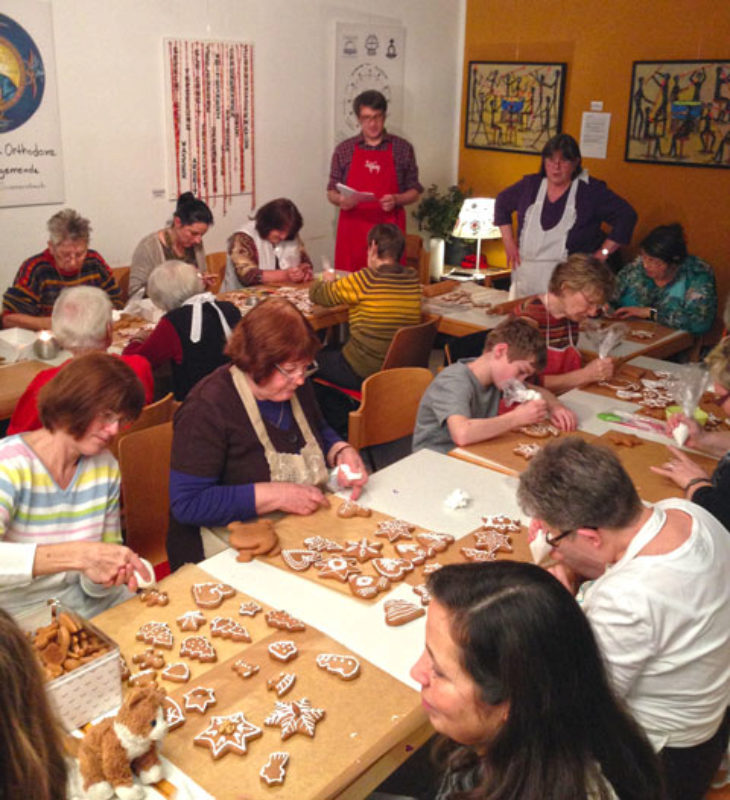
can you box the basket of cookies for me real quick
[16,601,122,731]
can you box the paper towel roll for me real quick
[429,237,445,280]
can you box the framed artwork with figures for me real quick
[464,61,567,155]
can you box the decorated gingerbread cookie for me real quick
[474,529,513,554]
[191,582,236,609]
[347,574,391,599]
[337,499,372,518]
[316,653,361,680]
[265,609,306,632]
[280,549,321,571]
[302,536,343,553]
[342,537,383,562]
[481,515,521,533]
[384,599,425,626]
[194,712,263,758]
[394,543,433,565]
[513,442,541,460]
[239,601,263,617]
[176,610,207,632]
[162,694,186,731]
[136,621,174,650]
[132,647,166,670]
[232,659,260,679]
[128,669,157,687]
[180,635,217,662]
[314,555,361,582]
[461,546,496,563]
[210,616,251,642]
[412,584,432,606]
[139,588,169,607]
[267,671,296,697]
[372,557,414,582]
[374,519,415,543]
[415,532,454,552]
[161,662,190,683]
[268,640,298,663]
[260,752,289,786]
[422,562,444,576]
[183,686,217,713]
[518,422,560,438]
[264,698,325,740]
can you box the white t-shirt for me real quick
[582,498,730,750]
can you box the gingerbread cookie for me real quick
[136,621,174,650]
[132,647,166,670]
[210,616,251,642]
[268,640,298,663]
[128,669,157,688]
[342,537,383,562]
[337,499,372,519]
[413,584,432,606]
[372,557,414,582]
[118,654,131,682]
[194,712,263,758]
[415,531,454,553]
[264,698,325,740]
[232,659,260,679]
[422,562,443,575]
[607,431,644,447]
[162,695,186,731]
[183,686,217,713]
[316,653,360,680]
[260,752,289,786]
[518,422,560,438]
[513,442,541,460]
[161,662,190,683]
[280,548,321,571]
[239,601,262,617]
[347,574,391,599]
[191,581,236,609]
[394,542,433,565]
[481,515,521,532]
[180,635,217,662]
[461,546,496,563]
[267,671,296,697]
[139,588,169,607]
[265,610,306,632]
[314,555,361,582]
[474,529,513,554]
[176,610,207,631]
[374,519,415,543]
[302,535,342,553]
[384,599,425,626]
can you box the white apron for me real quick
[222,220,302,291]
[510,172,585,298]
[230,366,329,486]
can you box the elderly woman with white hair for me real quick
[124,260,241,400]
[8,286,153,434]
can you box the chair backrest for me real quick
[118,421,173,566]
[381,315,440,370]
[111,266,130,304]
[205,251,228,294]
[109,392,175,460]
[405,234,430,284]
[348,367,433,451]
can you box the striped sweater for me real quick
[0,435,121,613]
[309,264,422,377]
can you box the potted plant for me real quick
[412,182,474,266]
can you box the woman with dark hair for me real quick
[612,223,717,334]
[129,192,214,296]
[167,297,367,570]
[494,133,637,296]
[0,608,68,800]
[222,198,313,289]
[411,561,664,800]
[0,353,150,616]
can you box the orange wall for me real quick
[460,0,730,305]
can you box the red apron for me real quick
[543,316,582,375]
[334,141,405,272]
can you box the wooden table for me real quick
[0,359,49,419]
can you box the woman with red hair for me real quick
[167,297,367,570]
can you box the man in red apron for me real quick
[327,90,422,272]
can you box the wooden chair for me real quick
[405,234,430,285]
[381,314,440,370]
[111,266,130,304]
[348,367,433,470]
[688,315,724,362]
[109,392,175,460]
[205,251,228,294]
[118,421,173,569]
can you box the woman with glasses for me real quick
[652,337,730,530]
[495,133,637,297]
[167,297,367,570]
[410,561,664,800]
[512,253,617,392]
[0,353,150,617]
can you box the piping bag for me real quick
[669,364,710,446]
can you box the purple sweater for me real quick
[494,173,637,254]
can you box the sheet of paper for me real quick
[336,182,377,202]
[580,111,611,158]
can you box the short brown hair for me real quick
[254,198,303,240]
[38,353,145,438]
[548,253,616,304]
[367,223,405,262]
[225,297,321,383]
[485,317,547,371]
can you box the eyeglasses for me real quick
[274,360,319,381]
[359,112,384,123]
[545,526,596,547]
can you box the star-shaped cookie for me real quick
[194,712,263,758]
[264,697,325,740]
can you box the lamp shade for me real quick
[452,198,500,240]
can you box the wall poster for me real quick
[164,39,255,211]
[0,0,64,208]
[464,61,567,155]
[625,60,730,169]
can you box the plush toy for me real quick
[78,685,168,800]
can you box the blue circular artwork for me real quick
[0,14,45,133]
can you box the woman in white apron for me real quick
[495,134,637,299]
[166,297,367,570]
[222,198,313,290]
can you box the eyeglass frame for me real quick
[273,360,319,381]
[545,525,597,547]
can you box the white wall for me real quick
[0,0,465,289]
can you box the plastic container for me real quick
[15,602,122,731]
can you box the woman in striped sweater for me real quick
[0,353,151,616]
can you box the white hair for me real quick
[47,208,91,246]
[147,260,203,312]
[51,286,111,351]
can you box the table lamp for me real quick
[448,197,501,281]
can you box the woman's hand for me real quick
[335,446,368,501]
[255,482,330,516]
[582,357,614,384]
[650,445,710,489]
[199,273,218,289]
[339,194,358,211]
[549,403,577,431]
[503,238,521,270]
[613,306,651,320]
[284,265,311,283]
[78,543,147,590]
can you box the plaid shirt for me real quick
[327,132,423,194]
